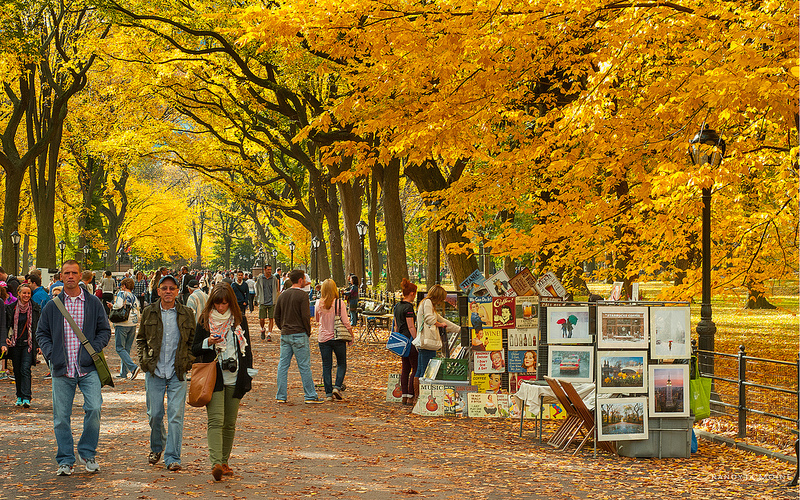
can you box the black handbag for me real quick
[108,304,131,323]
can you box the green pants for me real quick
[205,385,240,465]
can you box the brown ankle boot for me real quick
[401,396,409,405]
[410,377,420,407]
[212,464,224,481]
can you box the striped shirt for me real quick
[63,290,87,378]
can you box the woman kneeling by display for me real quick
[192,283,253,481]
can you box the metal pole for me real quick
[360,235,366,288]
[737,345,746,438]
[435,231,440,285]
[696,186,716,376]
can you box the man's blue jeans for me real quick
[145,372,187,466]
[318,340,347,397]
[114,325,138,377]
[52,371,102,465]
[276,333,318,401]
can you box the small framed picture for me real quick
[547,345,594,383]
[547,306,591,344]
[597,397,649,441]
[597,306,649,349]
[648,365,690,417]
[650,307,691,359]
[597,351,648,394]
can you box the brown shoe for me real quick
[222,464,234,476]
[167,462,182,471]
[401,396,409,405]
[212,464,224,481]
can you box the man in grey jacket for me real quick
[254,265,280,341]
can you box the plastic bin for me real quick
[616,417,693,458]
[437,358,469,381]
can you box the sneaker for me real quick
[326,396,334,402]
[7,375,14,381]
[332,387,343,400]
[148,451,162,465]
[211,464,224,481]
[266,333,272,342]
[14,397,22,407]
[0,372,8,380]
[56,464,73,476]
[340,383,346,392]
[130,366,141,380]
[44,373,52,380]
[166,462,182,471]
[22,399,30,408]
[115,375,127,379]
[304,398,324,404]
[260,329,266,340]
[276,399,287,404]
[78,455,99,473]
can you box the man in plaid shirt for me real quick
[35,260,112,477]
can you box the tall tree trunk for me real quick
[368,174,381,288]
[338,177,365,282]
[378,158,408,291]
[426,230,439,289]
[2,170,26,271]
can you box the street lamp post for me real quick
[102,250,108,269]
[82,245,90,270]
[289,241,295,270]
[10,231,20,276]
[117,248,124,273]
[311,237,320,282]
[58,240,66,268]
[356,220,368,289]
[271,249,278,270]
[688,124,726,377]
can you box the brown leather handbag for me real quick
[188,356,218,407]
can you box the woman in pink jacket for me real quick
[314,279,353,401]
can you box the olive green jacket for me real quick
[136,299,196,381]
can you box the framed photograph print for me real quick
[597,306,649,349]
[597,351,648,394]
[597,397,648,441]
[547,306,591,344]
[648,365,690,417]
[650,306,691,359]
[547,345,594,383]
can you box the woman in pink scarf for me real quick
[1,284,40,407]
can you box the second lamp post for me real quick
[356,220,368,288]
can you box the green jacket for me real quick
[136,299,196,381]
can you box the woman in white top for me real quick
[108,277,140,380]
[314,279,353,401]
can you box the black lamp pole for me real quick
[356,221,367,288]
[58,240,66,268]
[311,237,320,283]
[102,250,108,269]
[688,125,725,377]
[82,245,90,270]
[289,242,295,270]
[271,249,278,270]
[10,231,20,276]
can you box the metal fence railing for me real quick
[694,340,800,449]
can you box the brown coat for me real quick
[136,299,196,381]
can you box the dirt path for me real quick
[0,312,795,499]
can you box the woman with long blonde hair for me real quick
[414,284,459,404]
[314,279,353,401]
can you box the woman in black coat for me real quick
[2,284,40,408]
[192,282,252,481]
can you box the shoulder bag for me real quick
[108,291,132,323]
[188,354,218,407]
[333,299,353,342]
[386,307,412,357]
[52,296,114,388]
[414,299,442,351]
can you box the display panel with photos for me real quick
[650,306,691,359]
[547,306,591,344]
[547,345,594,383]
[597,306,649,349]
[597,351,648,394]
[597,397,649,441]
[648,364,690,417]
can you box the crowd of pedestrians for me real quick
[0,259,371,482]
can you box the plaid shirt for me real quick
[63,290,87,378]
[133,278,149,296]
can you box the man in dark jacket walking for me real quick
[35,260,112,476]
[136,275,196,471]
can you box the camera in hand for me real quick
[221,357,237,372]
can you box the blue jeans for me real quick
[417,349,438,378]
[318,340,347,397]
[276,333,318,401]
[348,299,358,327]
[145,372,187,466]
[8,346,32,400]
[51,371,102,465]
[115,325,138,377]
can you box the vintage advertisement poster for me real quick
[508,328,537,350]
[509,268,537,296]
[468,295,493,332]
[514,295,539,329]
[386,373,402,402]
[472,328,502,351]
[468,393,510,418]
[486,270,517,297]
[460,269,488,299]
[492,296,516,329]
[508,349,538,374]
[534,271,568,299]
[474,350,506,374]
[413,383,445,416]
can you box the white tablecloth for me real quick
[512,381,596,415]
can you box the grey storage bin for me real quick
[616,417,693,458]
